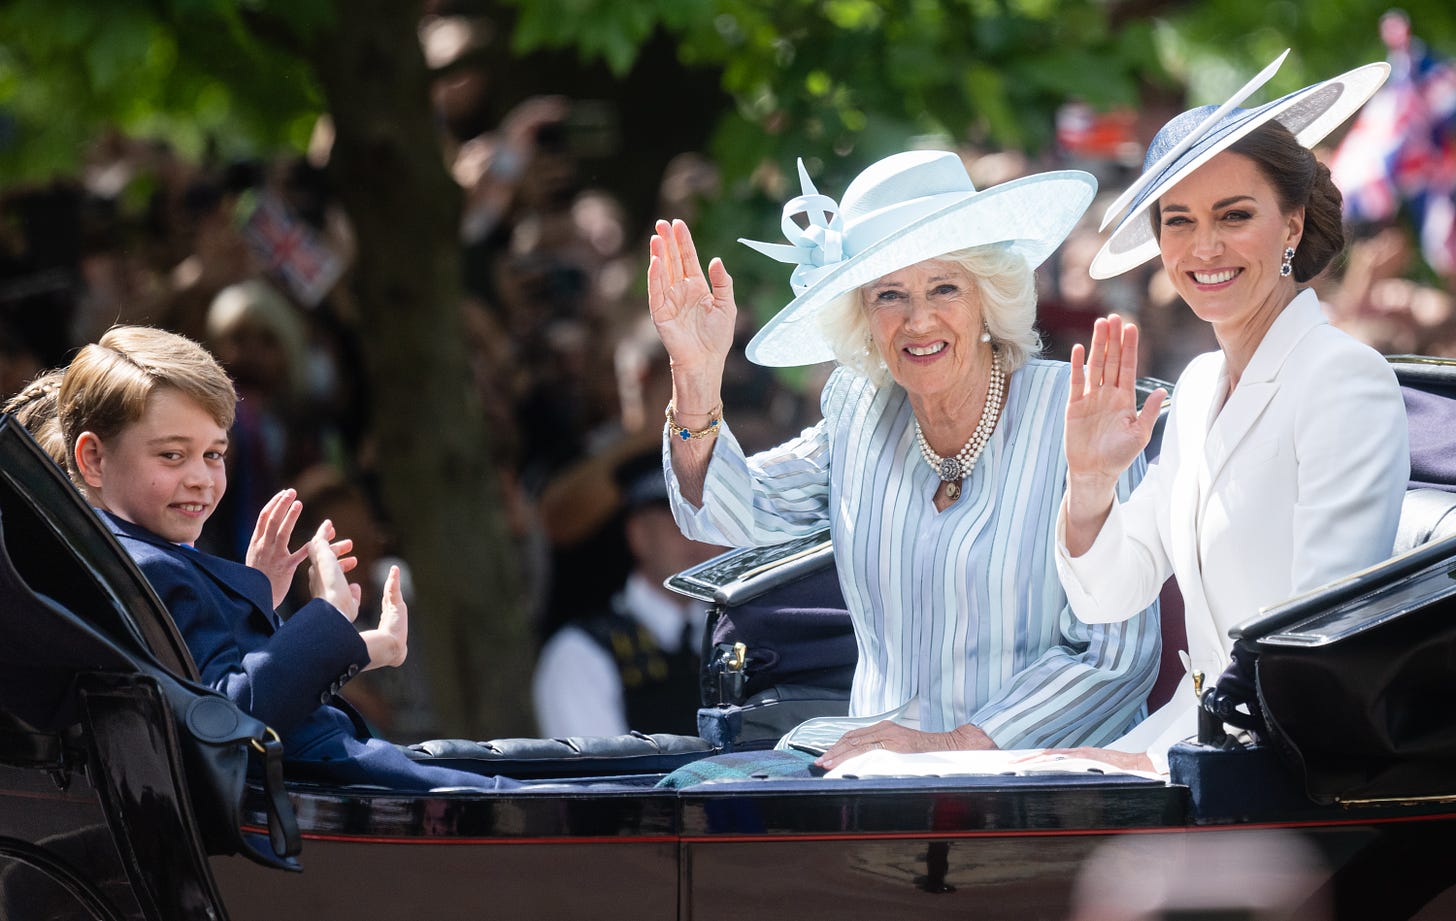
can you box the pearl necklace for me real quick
[913,348,1005,501]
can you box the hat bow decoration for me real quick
[740,160,847,295]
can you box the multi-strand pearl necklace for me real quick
[913,348,1005,501]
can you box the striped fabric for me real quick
[665,360,1160,749]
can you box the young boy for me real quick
[58,325,514,790]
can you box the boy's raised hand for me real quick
[306,520,362,622]
[248,489,307,608]
[361,565,408,671]
[249,490,356,609]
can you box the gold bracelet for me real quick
[666,401,722,441]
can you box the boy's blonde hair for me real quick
[58,326,237,480]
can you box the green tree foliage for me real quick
[512,0,1145,154]
[4,0,1454,197]
[0,0,330,179]
[502,0,1455,177]
[498,0,1455,322]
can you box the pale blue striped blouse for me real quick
[665,359,1160,748]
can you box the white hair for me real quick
[815,245,1042,386]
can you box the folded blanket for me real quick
[655,748,818,788]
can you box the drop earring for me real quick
[1279,246,1295,278]
[980,324,992,344]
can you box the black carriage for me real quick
[3,358,1456,920]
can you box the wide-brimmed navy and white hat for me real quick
[741,150,1097,367]
[1090,50,1390,279]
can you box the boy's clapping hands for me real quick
[248,489,356,609]
[306,521,408,671]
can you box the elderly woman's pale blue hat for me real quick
[1090,50,1390,279]
[741,150,1097,367]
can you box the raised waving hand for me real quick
[1066,314,1165,480]
[1064,315,1166,555]
[646,219,737,382]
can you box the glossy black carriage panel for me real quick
[212,838,680,921]
[686,836,1105,921]
[679,775,1187,838]
[0,768,144,921]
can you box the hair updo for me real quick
[1229,120,1346,282]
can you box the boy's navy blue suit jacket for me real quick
[100,509,516,791]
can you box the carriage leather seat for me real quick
[1393,486,1456,555]
[405,731,716,779]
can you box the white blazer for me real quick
[1056,290,1410,769]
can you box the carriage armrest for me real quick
[404,732,717,779]
[666,530,833,605]
[1394,487,1456,555]
[1167,741,1344,824]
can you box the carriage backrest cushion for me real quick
[1403,383,1456,492]
[710,564,856,702]
[1392,375,1456,553]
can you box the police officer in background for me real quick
[532,452,723,737]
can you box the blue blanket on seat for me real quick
[655,748,819,788]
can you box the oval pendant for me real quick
[945,480,961,501]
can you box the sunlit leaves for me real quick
[0,0,325,180]
[508,0,715,75]
[2,0,1453,197]
[822,0,883,30]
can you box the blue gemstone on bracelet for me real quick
[678,429,691,440]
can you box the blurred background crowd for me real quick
[0,1,1452,741]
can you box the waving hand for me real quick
[647,219,736,379]
[1064,315,1166,555]
[1066,314,1165,481]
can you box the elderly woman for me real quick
[648,151,1160,770]
[1053,54,1410,773]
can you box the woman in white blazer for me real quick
[1050,53,1411,774]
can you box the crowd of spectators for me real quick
[0,9,1451,740]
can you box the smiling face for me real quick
[78,387,229,545]
[861,259,989,402]
[1155,150,1303,331]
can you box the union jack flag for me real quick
[1332,38,1456,276]
[236,191,344,307]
